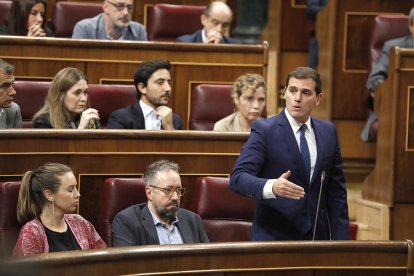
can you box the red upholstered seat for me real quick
[97,178,146,246]
[147,3,205,41]
[0,0,11,26]
[188,84,235,130]
[369,15,409,72]
[189,177,256,242]
[349,222,358,240]
[0,181,21,258]
[13,81,50,128]
[189,83,267,130]
[88,84,136,128]
[52,1,102,37]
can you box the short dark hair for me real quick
[285,66,322,95]
[144,160,179,187]
[133,60,171,100]
[0,59,15,75]
[7,0,48,36]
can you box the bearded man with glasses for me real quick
[72,0,147,41]
[112,160,209,246]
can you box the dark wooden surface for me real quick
[1,241,412,275]
[0,130,247,225]
[0,37,267,129]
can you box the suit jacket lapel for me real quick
[176,210,193,243]
[132,102,146,129]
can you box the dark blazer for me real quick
[176,29,241,44]
[112,203,209,246]
[107,102,183,129]
[366,35,413,90]
[230,110,349,241]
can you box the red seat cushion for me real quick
[13,81,50,128]
[97,178,146,246]
[88,84,136,128]
[52,2,102,37]
[190,177,256,242]
[148,3,205,41]
[0,182,21,258]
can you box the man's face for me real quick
[139,69,171,109]
[0,70,16,108]
[146,169,182,223]
[103,0,133,29]
[284,77,322,123]
[201,5,232,38]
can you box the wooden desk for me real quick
[0,37,267,129]
[1,241,413,275]
[0,129,248,225]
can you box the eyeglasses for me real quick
[149,185,186,197]
[106,1,134,12]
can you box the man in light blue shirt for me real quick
[112,160,209,246]
[72,0,147,41]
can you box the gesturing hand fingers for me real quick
[273,176,305,200]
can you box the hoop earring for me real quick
[52,200,55,216]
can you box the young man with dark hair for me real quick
[107,60,183,130]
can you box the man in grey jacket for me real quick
[0,59,21,128]
[112,160,209,246]
[72,0,147,41]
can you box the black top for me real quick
[33,113,100,129]
[44,224,81,252]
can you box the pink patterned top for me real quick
[12,214,107,256]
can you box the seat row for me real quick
[0,1,205,41]
[12,81,236,130]
[0,176,256,257]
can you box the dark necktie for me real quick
[300,124,311,184]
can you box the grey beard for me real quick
[157,207,178,222]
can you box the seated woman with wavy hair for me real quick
[214,73,267,132]
[33,67,100,129]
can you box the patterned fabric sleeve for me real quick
[12,220,46,256]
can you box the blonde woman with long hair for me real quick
[33,67,100,129]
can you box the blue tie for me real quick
[300,124,311,184]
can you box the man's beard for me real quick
[156,203,178,222]
[114,17,130,30]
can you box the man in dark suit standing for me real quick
[112,160,209,246]
[107,60,183,129]
[230,67,349,241]
[176,1,240,44]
